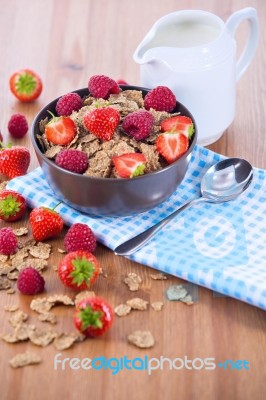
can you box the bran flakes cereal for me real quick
[114,304,132,317]
[151,302,164,311]
[123,272,142,291]
[53,333,77,351]
[150,272,167,280]
[126,298,148,311]
[38,312,57,325]
[9,352,42,368]
[74,290,95,306]
[12,227,29,237]
[29,329,57,347]
[128,330,155,349]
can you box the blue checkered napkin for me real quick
[7,145,266,310]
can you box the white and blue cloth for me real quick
[7,145,266,310]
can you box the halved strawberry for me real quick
[45,112,76,145]
[160,115,194,139]
[9,69,43,102]
[112,153,146,178]
[156,132,189,164]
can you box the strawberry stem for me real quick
[70,256,96,287]
[52,201,62,211]
[79,306,103,331]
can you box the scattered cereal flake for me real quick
[123,272,142,291]
[150,272,167,280]
[29,242,51,260]
[29,329,57,347]
[8,310,28,327]
[74,291,95,306]
[99,268,108,278]
[9,352,42,368]
[7,271,19,280]
[23,239,37,249]
[180,294,194,306]
[166,285,188,301]
[126,298,148,311]
[30,298,53,314]
[114,304,131,317]
[0,277,11,290]
[128,330,155,349]
[45,145,63,159]
[38,312,57,325]
[13,227,29,237]
[47,294,74,307]
[52,265,58,271]
[4,304,19,312]
[10,248,29,267]
[6,288,15,295]
[1,333,18,343]
[53,333,77,350]
[57,248,66,254]
[14,323,36,341]
[151,302,164,311]
[15,258,48,272]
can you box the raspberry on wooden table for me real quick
[8,113,28,138]
[17,267,45,295]
[0,227,18,255]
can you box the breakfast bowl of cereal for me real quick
[30,75,197,216]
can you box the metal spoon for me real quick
[114,158,253,256]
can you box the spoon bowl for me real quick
[115,157,253,256]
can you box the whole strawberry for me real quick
[0,227,18,255]
[84,106,120,141]
[64,223,96,252]
[88,75,120,99]
[9,69,43,102]
[122,110,154,140]
[0,190,27,222]
[74,296,114,337]
[55,149,88,174]
[8,113,28,138]
[55,92,83,116]
[29,207,64,241]
[58,250,100,290]
[0,145,30,178]
[144,86,176,112]
[17,267,45,295]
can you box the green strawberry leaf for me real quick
[79,306,103,331]
[70,256,96,286]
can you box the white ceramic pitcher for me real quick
[133,8,259,146]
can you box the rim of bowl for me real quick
[30,85,198,182]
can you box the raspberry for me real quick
[55,93,83,116]
[55,149,88,174]
[8,113,28,138]
[88,75,120,99]
[17,267,45,295]
[116,79,129,85]
[144,86,176,112]
[122,110,154,141]
[64,223,97,253]
[0,227,18,255]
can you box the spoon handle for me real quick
[114,197,204,256]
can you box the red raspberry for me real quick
[122,110,154,141]
[144,86,176,112]
[17,267,45,295]
[116,79,129,85]
[55,93,83,116]
[55,149,88,174]
[8,113,28,138]
[64,223,97,253]
[0,227,18,255]
[88,75,120,99]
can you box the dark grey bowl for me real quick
[30,86,197,217]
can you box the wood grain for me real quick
[0,1,266,399]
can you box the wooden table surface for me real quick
[0,1,266,399]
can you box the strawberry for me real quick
[156,132,189,164]
[45,112,76,145]
[83,107,120,141]
[160,115,194,139]
[74,296,114,337]
[58,250,100,291]
[0,145,30,178]
[0,190,27,222]
[29,207,64,241]
[9,69,43,102]
[112,153,147,178]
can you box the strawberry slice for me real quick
[156,132,189,164]
[112,153,146,178]
[160,115,194,139]
[45,112,76,145]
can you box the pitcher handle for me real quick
[226,7,259,81]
